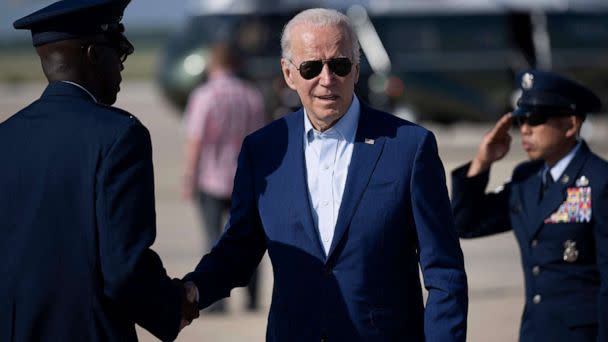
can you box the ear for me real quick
[84,45,99,65]
[281,58,297,91]
[564,115,581,138]
[353,62,360,84]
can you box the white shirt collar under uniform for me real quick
[546,141,582,182]
[60,80,98,103]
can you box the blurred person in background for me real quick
[0,0,198,340]
[451,70,607,342]
[182,42,265,313]
[182,8,468,341]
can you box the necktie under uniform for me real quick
[540,168,554,201]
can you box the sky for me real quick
[0,0,190,42]
[3,0,607,43]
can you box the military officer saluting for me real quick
[451,70,607,342]
[0,0,198,340]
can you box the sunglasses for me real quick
[288,57,353,80]
[83,35,134,64]
[512,114,548,128]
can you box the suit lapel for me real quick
[287,110,326,257]
[327,106,385,259]
[530,142,591,238]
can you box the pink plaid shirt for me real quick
[185,71,265,198]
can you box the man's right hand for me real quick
[173,279,199,331]
[467,113,513,177]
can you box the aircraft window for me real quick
[234,15,285,56]
[370,15,509,52]
[548,13,608,48]
[188,15,239,43]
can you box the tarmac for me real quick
[1,81,607,342]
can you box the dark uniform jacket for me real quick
[451,141,608,342]
[0,81,182,341]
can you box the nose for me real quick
[519,122,531,135]
[318,63,335,85]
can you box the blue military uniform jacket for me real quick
[451,141,608,342]
[0,82,182,341]
[185,104,468,341]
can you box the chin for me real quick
[526,152,542,161]
[317,107,343,119]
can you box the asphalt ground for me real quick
[2,81,607,341]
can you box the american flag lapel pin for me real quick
[365,138,375,145]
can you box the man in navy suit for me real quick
[451,70,607,341]
[0,1,198,341]
[183,8,468,341]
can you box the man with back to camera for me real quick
[0,0,198,340]
[451,70,607,342]
[182,8,468,341]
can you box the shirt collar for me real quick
[304,94,360,144]
[546,141,582,182]
[60,81,97,103]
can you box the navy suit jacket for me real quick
[451,142,608,342]
[185,104,468,341]
[0,82,182,341]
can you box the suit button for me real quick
[532,266,540,276]
[533,294,542,304]
[531,239,539,248]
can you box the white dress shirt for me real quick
[303,95,360,255]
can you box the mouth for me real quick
[315,94,339,101]
[521,141,533,151]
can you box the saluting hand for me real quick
[467,113,513,177]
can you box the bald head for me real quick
[36,39,87,82]
[35,34,126,105]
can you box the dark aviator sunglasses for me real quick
[512,114,548,128]
[512,107,575,128]
[288,57,353,80]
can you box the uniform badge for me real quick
[544,187,592,223]
[575,176,589,187]
[560,174,569,184]
[563,240,579,262]
[522,73,534,90]
[364,138,375,145]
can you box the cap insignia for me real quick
[522,73,534,90]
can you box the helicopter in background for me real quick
[157,0,608,123]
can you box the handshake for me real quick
[174,279,200,330]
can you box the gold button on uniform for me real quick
[533,294,542,304]
[532,266,540,276]
[531,240,539,247]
